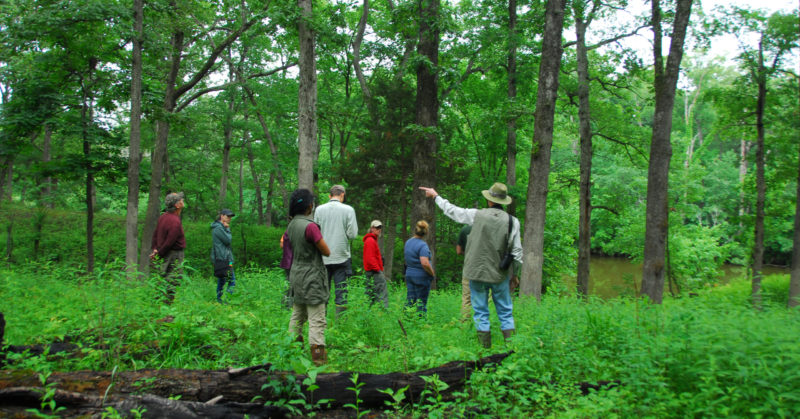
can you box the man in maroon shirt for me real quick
[150,192,186,304]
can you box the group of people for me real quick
[148,181,522,366]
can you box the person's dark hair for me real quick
[289,189,315,217]
[414,220,429,237]
[487,201,504,209]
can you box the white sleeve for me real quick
[434,196,477,225]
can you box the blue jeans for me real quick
[405,275,432,313]
[470,277,514,332]
[216,270,235,302]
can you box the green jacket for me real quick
[210,220,234,264]
[463,208,514,284]
[287,215,328,305]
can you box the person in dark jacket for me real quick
[287,189,331,365]
[211,209,235,303]
[150,192,186,304]
[362,220,388,308]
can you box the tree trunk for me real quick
[126,0,144,278]
[383,210,397,280]
[789,142,800,308]
[238,157,244,215]
[266,172,275,227]
[218,85,233,206]
[1,156,12,202]
[139,30,183,274]
[574,7,592,299]
[751,37,767,308]
[245,135,264,225]
[640,0,692,304]
[520,0,567,299]
[82,63,96,274]
[413,0,440,274]
[297,0,318,191]
[38,124,54,207]
[506,0,518,218]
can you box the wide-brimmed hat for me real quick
[481,182,512,205]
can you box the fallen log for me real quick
[0,352,512,417]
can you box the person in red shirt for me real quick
[149,192,186,304]
[362,220,388,308]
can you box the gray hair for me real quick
[330,185,346,196]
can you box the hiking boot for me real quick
[502,329,515,343]
[311,344,327,366]
[477,331,492,349]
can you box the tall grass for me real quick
[2,263,798,417]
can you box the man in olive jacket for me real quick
[420,183,522,348]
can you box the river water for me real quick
[560,256,791,299]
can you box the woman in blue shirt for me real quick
[403,220,436,314]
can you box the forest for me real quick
[1,0,799,417]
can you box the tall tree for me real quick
[412,0,441,259]
[505,0,518,217]
[126,0,145,278]
[138,2,268,272]
[791,142,800,308]
[519,0,567,299]
[640,0,693,304]
[297,0,318,191]
[568,0,648,297]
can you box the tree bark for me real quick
[0,353,512,416]
[297,0,318,191]
[751,36,767,308]
[81,62,96,274]
[139,29,183,274]
[520,0,567,299]
[789,142,800,308]
[640,0,692,304]
[218,59,235,207]
[506,0,518,218]
[245,134,264,225]
[238,157,244,215]
[125,0,144,279]
[574,2,593,299]
[413,0,440,273]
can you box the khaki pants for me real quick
[461,277,472,320]
[289,303,327,346]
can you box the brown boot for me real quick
[477,331,492,349]
[311,344,327,366]
[502,329,515,343]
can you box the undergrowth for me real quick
[2,263,798,417]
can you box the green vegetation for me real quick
[3,261,798,417]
